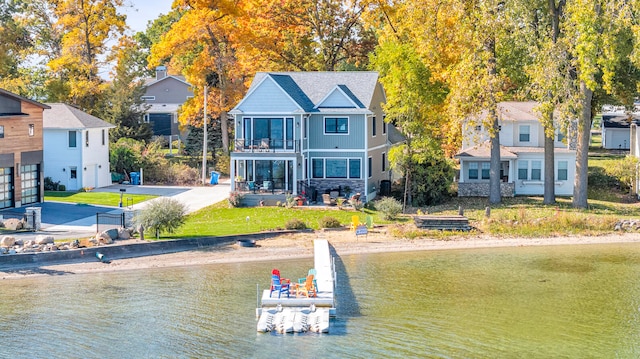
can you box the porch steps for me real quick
[413,215,471,231]
[241,194,287,207]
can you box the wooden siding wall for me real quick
[0,101,44,207]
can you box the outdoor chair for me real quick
[348,193,361,206]
[322,193,336,206]
[350,215,360,231]
[270,269,291,298]
[248,181,257,193]
[294,274,317,298]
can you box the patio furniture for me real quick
[322,193,336,206]
[294,274,317,298]
[350,215,360,231]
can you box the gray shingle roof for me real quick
[43,103,115,129]
[270,74,316,112]
[250,71,380,110]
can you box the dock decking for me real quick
[256,239,336,333]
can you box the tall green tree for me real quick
[0,0,32,93]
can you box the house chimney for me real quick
[156,66,167,80]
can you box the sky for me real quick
[120,0,175,33]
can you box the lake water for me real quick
[2,242,640,358]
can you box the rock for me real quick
[24,240,35,248]
[3,218,24,230]
[14,238,23,246]
[70,240,79,249]
[0,236,15,248]
[95,232,113,244]
[105,228,119,240]
[35,235,54,245]
[0,247,7,254]
[117,228,131,240]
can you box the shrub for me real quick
[284,194,296,208]
[171,163,200,186]
[319,216,342,228]
[58,184,66,191]
[44,177,60,191]
[285,218,307,230]
[228,191,245,207]
[134,198,187,239]
[352,200,364,211]
[376,196,403,220]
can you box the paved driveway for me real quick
[2,182,230,239]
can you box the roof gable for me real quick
[144,75,191,88]
[43,103,115,129]
[0,89,49,115]
[233,75,307,113]
[316,85,365,109]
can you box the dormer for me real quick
[315,85,365,109]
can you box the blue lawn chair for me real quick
[270,275,290,298]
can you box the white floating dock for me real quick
[257,239,335,333]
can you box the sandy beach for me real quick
[2,228,640,280]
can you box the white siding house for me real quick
[43,103,115,191]
[455,101,577,197]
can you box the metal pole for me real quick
[202,85,208,185]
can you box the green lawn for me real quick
[171,201,404,239]
[44,191,158,207]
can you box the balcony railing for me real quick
[233,139,300,153]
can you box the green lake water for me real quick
[1,242,640,358]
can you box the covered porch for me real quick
[230,154,301,195]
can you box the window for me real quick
[68,131,77,148]
[556,130,565,143]
[481,162,490,179]
[519,125,530,142]
[101,129,105,145]
[382,153,386,172]
[383,115,387,134]
[468,163,478,179]
[70,167,77,179]
[143,114,150,123]
[518,161,528,180]
[372,116,376,136]
[0,125,4,138]
[557,161,568,181]
[85,131,89,147]
[325,117,348,134]
[349,159,361,178]
[28,124,34,137]
[312,159,324,178]
[368,157,372,178]
[531,160,542,180]
[141,96,155,100]
[326,159,348,178]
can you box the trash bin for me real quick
[380,180,391,196]
[130,172,140,185]
[210,171,220,185]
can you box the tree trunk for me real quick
[573,81,592,208]
[489,117,501,204]
[220,108,229,154]
[543,132,555,204]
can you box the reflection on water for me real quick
[2,243,640,358]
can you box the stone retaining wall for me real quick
[458,182,515,197]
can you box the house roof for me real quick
[470,101,542,123]
[601,113,640,128]
[143,75,191,87]
[455,142,575,159]
[455,142,518,159]
[246,71,380,111]
[43,103,115,130]
[0,89,50,115]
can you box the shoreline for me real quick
[2,230,640,280]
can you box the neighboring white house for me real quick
[455,101,577,197]
[601,112,639,150]
[43,103,115,191]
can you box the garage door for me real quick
[21,164,39,205]
[0,167,13,209]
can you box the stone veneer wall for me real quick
[307,179,367,202]
[457,182,515,197]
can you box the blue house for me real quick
[229,72,390,203]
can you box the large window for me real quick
[312,158,361,179]
[325,117,348,134]
[557,161,568,180]
[68,131,76,148]
[531,160,542,180]
[519,125,530,142]
[518,161,528,180]
[468,162,478,180]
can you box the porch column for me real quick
[230,160,236,191]
[509,159,515,182]
[292,158,298,195]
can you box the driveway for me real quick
[1,181,230,240]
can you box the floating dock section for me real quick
[257,239,336,333]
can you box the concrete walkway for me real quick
[6,179,231,240]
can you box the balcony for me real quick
[233,139,300,153]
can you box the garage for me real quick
[0,167,13,209]
[20,164,39,205]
